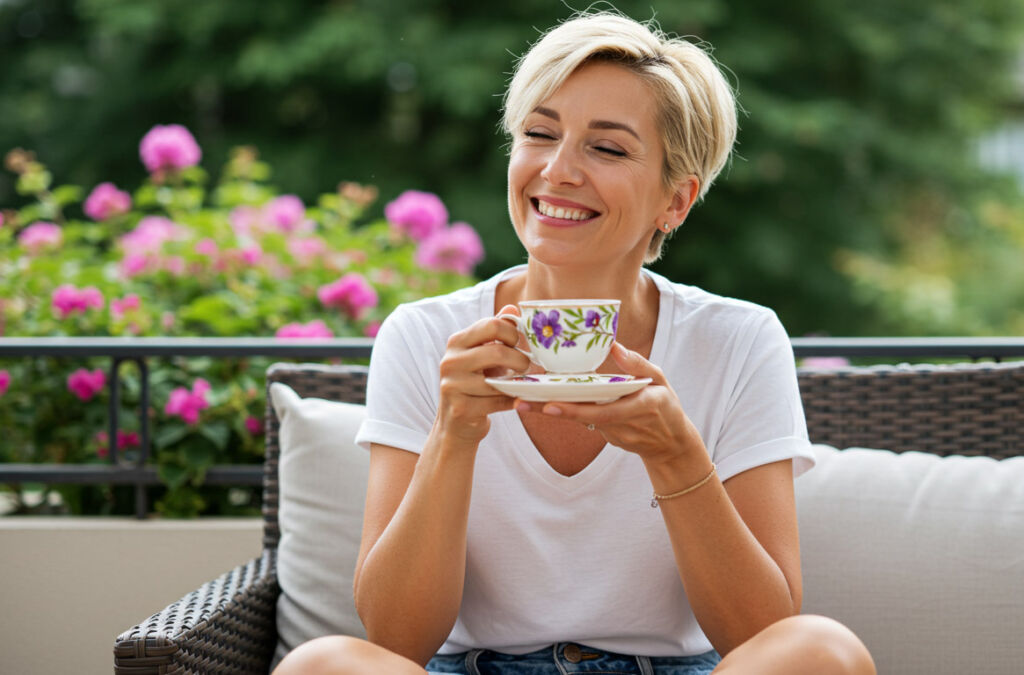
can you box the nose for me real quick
[540,142,584,186]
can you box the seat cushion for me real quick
[268,383,369,670]
[796,445,1024,675]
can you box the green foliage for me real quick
[3,1,1024,335]
[2,1,1024,319]
[0,141,480,517]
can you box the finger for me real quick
[610,342,668,385]
[441,391,518,421]
[539,383,654,424]
[539,400,609,427]
[442,342,531,380]
[449,315,523,350]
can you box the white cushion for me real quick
[268,383,369,670]
[796,445,1024,675]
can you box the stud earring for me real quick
[661,223,672,232]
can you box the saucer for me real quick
[485,373,652,404]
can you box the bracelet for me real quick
[650,463,717,508]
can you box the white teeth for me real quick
[536,200,595,221]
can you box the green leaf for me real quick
[158,463,189,490]
[199,422,230,451]
[51,185,84,207]
[183,437,216,470]
[153,424,190,450]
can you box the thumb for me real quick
[610,342,666,384]
[496,304,520,318]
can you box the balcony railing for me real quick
[2,336,1023,518]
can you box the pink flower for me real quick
[243,245,263,265]
[120,216,187,255]
[275,320,334,339]
[164,378,211,425]
[139,124,202,173]
[287,236,327,265]
[317,273,378,319]
[83,182,132,221]
[118,430,140,449]
[52,284,105,318]
[119,253,154,278]
[163,255,186,276]
[801,357,851,370]
[384,190,448,241]
[263,195,308,233]
[0,369,10,397]
[245,416,263,435]
[94,429,140,458]
[67,368,106,401]
[110,294,141,320]
[94,432,109,459]
[161,312,175,331]
[414,222,484,275]
[229,205,263,239]
[363,320,381,338]
[18,221,62,253]
[195,238,218,257]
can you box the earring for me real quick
[661,223,672,232]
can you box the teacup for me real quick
[498,299,620,374]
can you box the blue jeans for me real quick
[426,643,721,674]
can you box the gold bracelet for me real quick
[650,463,717,508]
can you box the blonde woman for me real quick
[276,10,875,675]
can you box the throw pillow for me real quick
[268,382,369,670]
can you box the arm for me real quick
[352,309,529,666]
[535,341,802,656]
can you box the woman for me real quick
[275,10,875,675]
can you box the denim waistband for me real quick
[426,643,721,675]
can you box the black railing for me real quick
[2,336,1023,518]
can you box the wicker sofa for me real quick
[114,359,1024,674]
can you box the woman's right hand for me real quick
[434,304,532,446]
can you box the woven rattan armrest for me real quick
[113,550,278,675]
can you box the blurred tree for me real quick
[2,0,1023,335]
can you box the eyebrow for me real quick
[532,106,641,142]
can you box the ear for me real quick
[658,175,700,233]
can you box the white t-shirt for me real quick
[355,265,814,657]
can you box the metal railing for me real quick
[2,336,1023,518]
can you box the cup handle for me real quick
[496,312,542,367]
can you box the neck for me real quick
[521,258,646,303]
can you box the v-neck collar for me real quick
[482,266,676,492]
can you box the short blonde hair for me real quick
[502,11,738,262]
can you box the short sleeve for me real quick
[354,305,438,454]
[711,311,815,481]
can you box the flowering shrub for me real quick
[0,126,485,517]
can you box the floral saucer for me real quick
[485,373,652,404]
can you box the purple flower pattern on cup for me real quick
[531,310,563,349]
[526,304,618,354]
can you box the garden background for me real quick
[2,0,1024,516]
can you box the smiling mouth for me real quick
[532,198,599,222]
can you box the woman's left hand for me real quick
[532,342,706,466]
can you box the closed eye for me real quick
[524,131,555,140]
[596,146,626,157]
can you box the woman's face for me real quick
[508,61,677,270]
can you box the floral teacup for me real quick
[498,299,620,374]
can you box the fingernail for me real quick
[543,405,562,416]
[515,402,530,413]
